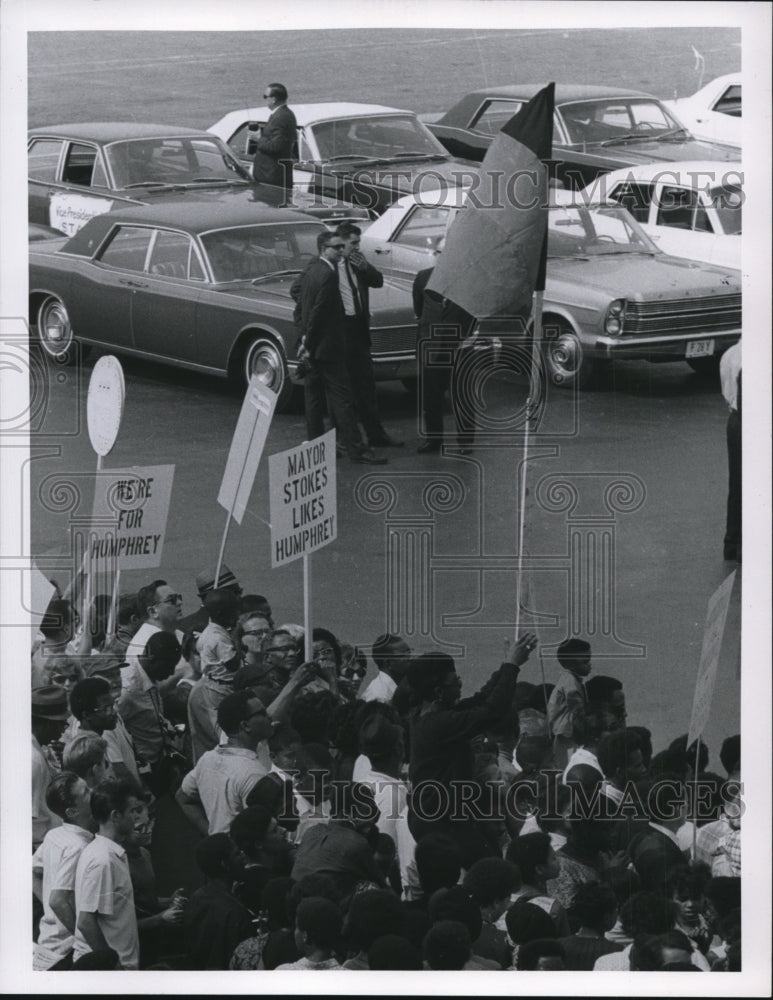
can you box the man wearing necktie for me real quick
[336,222,403,448]
[253,83,297,195]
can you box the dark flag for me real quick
[426,82,554,319]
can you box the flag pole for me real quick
[303,553,313,663]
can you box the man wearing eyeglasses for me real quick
[252,82,297,194]
[123,580,187,686]
[291,232,387,466]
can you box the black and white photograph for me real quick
[1,0,770,994]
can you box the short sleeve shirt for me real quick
[73,834,139,969]
[32,824,94,968]
[180,745,268,834]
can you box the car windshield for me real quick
[309,114,446,161]
[559,98,682,145]
[200,222,323,282]
[548,203,657,257]
[711,185,743,235]
[106,136,250,189]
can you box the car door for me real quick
[66,224,153,349]
[130,228,205,363]
[47,141,116,235]
[28,138,65,225]
[650,181,718,263]
[371,204,453,280]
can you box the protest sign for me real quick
[687,570,737,748]
[218,378,278,526]
[29,564,56,631]
[269,430,337,568]
[89,465,175,573]
[87,355,125,459]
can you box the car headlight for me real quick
[604,299,626,335]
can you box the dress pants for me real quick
[343,316,386,443]
[304,358,363,457]
[420,343,476,446]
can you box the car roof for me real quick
[586,160,744,187]
[28,122,213,143]
[457,84,657,104]
[212,102,410,128]
[90,200,322,233]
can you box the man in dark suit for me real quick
[253,83,297,193]
[413,237,477,454]
[291,231,386,466]
[336,222,403,449]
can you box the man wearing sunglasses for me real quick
[291,232,387,466]
[124,579,187,686]
[252,82,297,193]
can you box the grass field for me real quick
[28,27,740,130]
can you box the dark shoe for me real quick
[723,544,740,561]
[417,441,441,454]
[369,434,405,448]
[351,450,388,465]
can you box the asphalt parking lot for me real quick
[25,26,742,776]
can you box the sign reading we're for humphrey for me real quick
[89,465,175,572]
[269,430,337,567]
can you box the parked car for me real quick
[29,201,417,409]
[579,161,742,270]
[208,102,477,216]
[665,74,741,146]
[421,85,741,189]
[28,122,370,235]
[360,187,741,386]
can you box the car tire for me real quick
[241,335,296,411]
[36,296,80,364]
[542,323,602,390]
[687,355,721,377]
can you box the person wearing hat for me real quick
[177,564,243,634]
[32,686,72,848]
[357,713,408,849]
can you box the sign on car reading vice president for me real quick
[269,430,337,567]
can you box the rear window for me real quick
[28,138,64,182]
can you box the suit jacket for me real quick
[339,257,383,342]
[290,258,345,362]
[253,104,297,188]
[413,266,474,348]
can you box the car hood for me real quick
[583,135,740,166]
[547,251,741,304]
[136,183,369,223]
[318,156,478,192]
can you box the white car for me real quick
[208,102,475,215]
[665,74,741,147]
[579,161,742,270]
[361,187,741,387]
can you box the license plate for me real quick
[686,339,715,358]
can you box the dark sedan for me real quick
[28,122,370,236]
[423,84,741,188]
[28,201,417,409]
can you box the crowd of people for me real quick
[29,560,742,973]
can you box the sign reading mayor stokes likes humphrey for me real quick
[269,430,337,568]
